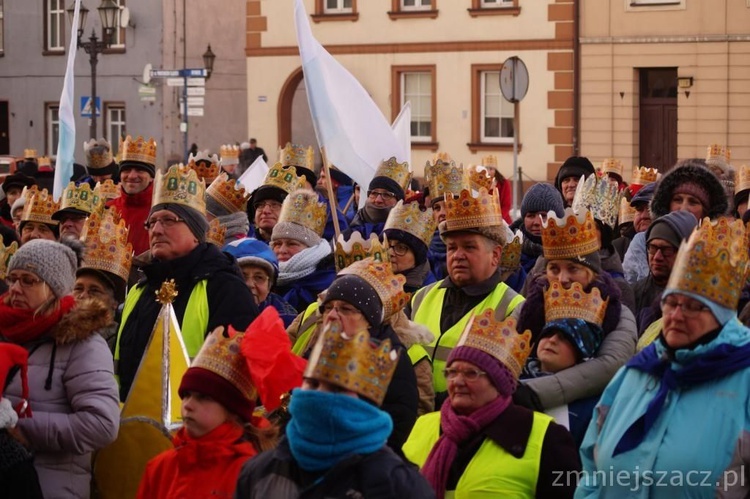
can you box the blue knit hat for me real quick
[521,183,565,218]
[223,237,278,282]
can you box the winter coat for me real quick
[234,437,435,499]
[107,183,153,256]
[0,430,43,499]
[117,243,258,401]
[622,231,648,284]
[427,230,447,280]
[3,299,120,499]
[137,423,256,499]
[633,274,665,333]
[274,255,336,314]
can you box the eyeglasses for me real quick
[321,302,362,317]
[661,296,710,318]
[647,243,676,258]
[144,216,184,230]
[254,200,282,211]
[247,273,270,285]
[367,190,396,201]
[443,367,487,382]
[6,274,44,289]
[389,242,411,257]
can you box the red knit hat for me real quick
[0,343,31,418]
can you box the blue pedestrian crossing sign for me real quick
[81,96,101,118]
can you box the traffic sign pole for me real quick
[500,56,529,217]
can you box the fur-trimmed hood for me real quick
[51,298,114,345]
[650,161,728,220]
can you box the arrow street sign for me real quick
[186,87,205,96]
[167,78,184,87]
[187,78,205,87]
[187,108,204,117]
[150,68,208,79]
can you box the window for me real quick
[45,0,66,53]
[401,0,432,10]
[105,104,126,155]
[481,0,514,6]
[626,0,685,10]
[45,103,60,156]
[109,0,126,49]
[391,66,436,147]
[0,0,4,54]
[630,0,680,3]
[481,71,514,142]
[469,0,520,16]
[324,0,353,13]
[313,0,358,21]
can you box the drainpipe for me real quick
[573,0,581,156]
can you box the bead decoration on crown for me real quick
[278,190,327,237]
[572,173,621,229]
[631,166,659,186]
[206,173,250,214]
[261,164,306,194]
[736,165,750,194]
[193,326,257,402]
[79,207,133,283]
[544,281,608,327]
[120,135,157,166]
[443,188,503,233]
[187,152,221,183]
[334,232,390,272]
[206,218,227,248]
[425,159,466,201]
[280,143,315,171]
[384,200,436,247]
[60,182,96,214]
[337,257,410,321]
[374,157,411,193]
[21,186,60,225]
[500,232,523,273]
[152,163,207,215]
[541,208,600,261]
[0,241,18,280]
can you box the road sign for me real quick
[150,68,207,79]
[187,87,205,96]
[186,97,204,106]
[138,84,156,102]
[166,78,184,87]
[187,78,205,87]
[80,96,101,117]
[187,108,204,117]
[500,56,529,103]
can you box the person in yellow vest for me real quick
[115,164,257,402]
[403,310,580,498]
[407,187,524,407]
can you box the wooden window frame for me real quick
[104,102,126,155]
[45,102,60,156]
[388,0,438,20]
[468,0,521,17]
[44,0,66,55]
[468,64,521,153]
[312,0,359,23]
[391,65,438,151]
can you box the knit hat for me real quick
[538,318,603,360]
[554,156,595,192]
[8,239,77,298]
[0,343,31,425]
[369,176,404,201]
[329,167,353,186]
[630,181,656,207]
[252,185,288,207]
[520,183,565,218]
[650,160,728,219]
[2,173,35,193]
[150,203,209,244]
[223,237,279,283]
[270,190,326,248]
[646,210,698,249]
[382,229,428,267]
[447,346,517,397]
[322,274,383,328]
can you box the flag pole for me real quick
[320,146,341,240]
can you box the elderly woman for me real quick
[383,200,437,293]
[0,240,120,498]
[403,311,580,498]
[577,218,750,498]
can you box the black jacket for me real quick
[117,243,257,400]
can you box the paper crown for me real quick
[432,151,454,164]
[541,208,600,260]
[500,233,522,273]
[456,311,532,379]
[383,200,436,248]
[280,143,314,171]
[305,324,399,405]
[152,164,207,215]
[192,327,257,403]
[219,144,240,166]
[736,165,750,194]
[93,179,121,203]
[83,138,114,169]
[187,151,221,183]
[206,218,227,247]
[667,217,749,310]
[206,173,250,214]
[261,164,306,194]
[631,166,659,186]
[706,144,731,169]
[120,136,157,166]
[277,190,327,238]
[337,257,410,321]
[442,188,503,233]
[481,154,499,169]
[23,149,37,159]
[572,173,621,228]
[79,207,133,283]
[0,240,18,280]
[21,186,60,226]
[59,182,97,215]
[601,158,623,179]
[619,196,636,224]
[544,281,608,327]
[37,156,51,169]
[468,165,495,193]
[374,157,411,193]
[334,232,390,272]
[425,159,466,201]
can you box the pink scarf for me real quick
[421,395,512,499]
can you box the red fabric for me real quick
[136,423,256,499]
[0,343,30,417]
[495,178,513,225]
[107,183,153,255]
[0,294,76,344]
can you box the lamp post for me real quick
[203,45,216,80]
[181,44,216,161]
[67,0,120,139]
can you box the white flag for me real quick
[391,102,412,172]
[238,156,269,193]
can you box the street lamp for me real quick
[202,44,216,80]
[67,0,120,139]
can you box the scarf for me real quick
[0,295,76,344]
[217,211,250,240]
[613,337,750,456]
[276,240,332,287]
[286,389,392,472]
[421,394,512,499]
[363,203,391,224]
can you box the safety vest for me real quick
[402,410,551,498]
[411,280,524,392]
[637,317,663,352]
[115,280,209,363]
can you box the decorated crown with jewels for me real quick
[192,327,257,403]
[337,257,410,321]
[601,158,623,179]
[334,232,390,272]
[120,135,157,166]
[544,281,608,327]
[425,159,466,201]
[383,200,436,248]
[79,207,133,283]
[374,157,411,193]
[541,208,600,261]
[0,240,19,279]
[736,165,750,194]
[23,149,37,159]
[500,232,523,273]
[277,189,327,237]
[58,182,97,215]
[152,164,207,215]
[83,138,114,169]
[21,186,60,226]
[93,179,121,204]
[706,144,730,168]
[206,218,227,248]
[572,173,621,229]
[619,196,636,225]
[219,144,240,166]
[457,311,532,380]
[280,143,314,171]
[37,156,51,169]
[187,151,221,183]
[206,173,250,214]
[631,166,659,186]
[261,164,306,195]
[443,188,503,233]
[468,165,495,193]
[481,154,499,169]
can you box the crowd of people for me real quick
[0,138,749,498]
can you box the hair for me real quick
[480,234,501,252]
[243,420,279,452]
[545,259,596,285]
[3,281,59,318]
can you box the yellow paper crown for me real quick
[456,311,532,379]
[383,200,436,248]
[206,218,227,247]
[631,166,659,186]
[261,164,306,195]
[0,241,19,279]
[619,196,636,224]
[83,138,114,169]
[280,143,314,171]
[544,281,609,327]
[93,179,121,204]
[337,257,410,321]
[187,152,221,183]
[500,233,522,273]
[21,186,60,225]
[191,327,257,402]
[667,217,749,310]
[374,157,411,193]
[706,144,730,167]
[601,158,623,178]
[468,165,495,193]
[443,188,503,233]
[481,154,499,169]
[206,173,250,214]
[219,144,240,166]
[37,156,51,169]
[334,232,390,272]
[541,208,600,260]
[120,135,157,166]
[79,207,133,283]
[58,182,96,215]
[425,160,466,201]
[736,165,750,194]
[305,324,399,405]
[277,190,327,237]
[23,149,37,159]
[572,173,621,228]
[152,164,207,215]
[431,151,454,164]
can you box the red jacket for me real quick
[107,183,153,256]
[137,423,257,499]
[496,177,513,225]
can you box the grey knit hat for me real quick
[521,183,565,218]
[8,239,77,298]
[271,221,320,247]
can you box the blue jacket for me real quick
[576,318,750,498]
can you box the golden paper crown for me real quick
[192,327,257,402]
[83,138,114,169]
[456,311,532,379]
[481,154,499,169]
[443,188,503,233]
[219,144,240,166]
[23,149,37,159]
[206,173,250,214]
[93,179,120,204]
[601,158,623,179]
[120,135,157,166]
[383,200,436,247]
[187,152,221,183]
[261,164,306,195]
[374,157,411,193]
[572,173,621,228]
[58,182,96,215]
[37,156,51,169]
[280,143,314,171]
[277,190,327,237]
[425,160,466,201]
[21,186,60,225]
[206,218,227,247]
[500,233,522,272]
[541,208,600,260]
[667,217,749,310]
[631,166,659,186]
[0,241,19,279]
[468,165,495,192]
[337,257,410,321]
[619,197,636,224]
[431,152,454,164]
[544,281,608,327]
[306,324,399,405]
[79,208,133,283]
[334,232,390,272]
[152,164,207,215]
[736,165,750,194]
[706,144,730,166]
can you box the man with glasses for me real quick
[52,183,97,240]
[248,164,306,243]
